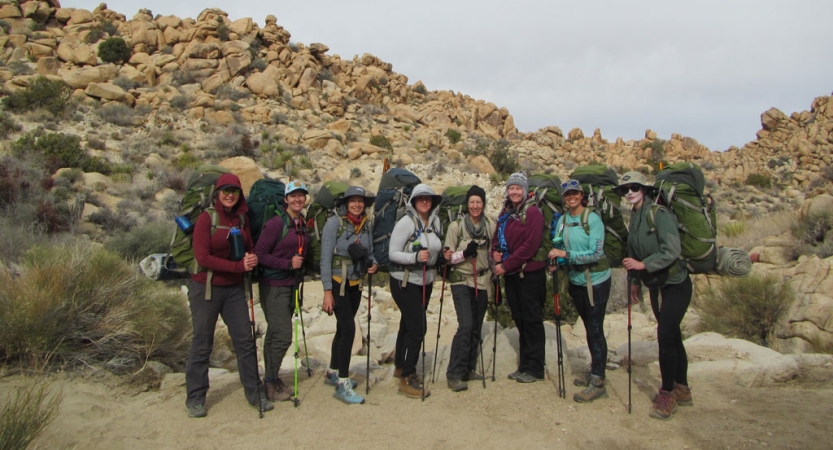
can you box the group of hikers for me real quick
[182,170,692,421]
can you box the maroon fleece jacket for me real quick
[191,173,254,285]
[492,198,546,274]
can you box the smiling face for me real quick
[346,196,366,216]
[467,196,484,219]
[286,190,307,215]
[218,187,240,209]
[562,189,583,210]
[507,185,525,206]
[413,196,433,216]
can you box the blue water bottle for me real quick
[228,227,245,261]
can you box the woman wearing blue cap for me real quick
[254,180,311,403]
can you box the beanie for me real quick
[465,185,486,205]
[506,173,528,194]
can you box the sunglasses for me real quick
[220,187,241,196]
[624,185,642,193]
[561,180,579,189]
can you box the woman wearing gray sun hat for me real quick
[548,179,612,403]
[616,171,693,421]
[320,185,378,405]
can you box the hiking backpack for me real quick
[650,162,718,274]
[437,184,472,240]
[526,174,563,262]
[304,180,350,274]
[372,167,422,272]
[570,165,629,267]
[247,177,287,244]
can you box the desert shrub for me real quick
[87,205,137,233]
[105,220,171,261]
[0,240,191,370]
[0,111,22,139]
[0,380,62,450]
[745,172,772,189]
[84,27,105,44]
[81,156,113,174]
[100,19,118,36]
[1,76,71,116]
[719,220,746,238]
[698,274,792,347]
[369,135,393,151]
[270,111,288,125]
[317,68,334,83]
[12,131,86,173]
[96,103,137,126]
[216,17,229,41]
[791,211,833,258]
[821,165,833,182]
[169,95,189,110]
[174,153,200,170]
[0,20,10,34]
[491,139,518,176]
[350,167,362,179]
[444,128,462,145]
[213,127,256,158]
[86,135,106,150]
[413,84,428,95]
[98,37,131,64]
[171,70,196,86]
[6,61,33,76]
[251,58,267,72]
[213,85,251,102]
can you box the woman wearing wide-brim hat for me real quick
[616,171,693,421]
[320,186,378,405]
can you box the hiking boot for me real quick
[333,378,365,405]
[507,370,523,380]
[265,381,291,402]
[573,375,608,403]
[464,370,484,381]
[573,371,591,387]
[275,378,294,396]
[649,389,677,420]
[399,374,430,399]
[325,371,357,388]
[515,372,544,383]
[447,378,468,392]
[250,394,275,413]
[393,367,403,379]
[672,383,693,406]
[187,404,206,418]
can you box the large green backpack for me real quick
[650,162,718,274]
[570,165,628,267]
[527,174,563,262]
[247,177,286,245]
[305,181,350,274]
[437,184,472,241]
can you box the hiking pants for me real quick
[446,285,488,380]
[259,283,294,382]
[185,280,260,407]
[329,280,362,378]
[649,275,692,392]
[391,279,434,377]
[568,277,611,379]
[504,268,546,378]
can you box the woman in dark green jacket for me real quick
[617,172,693,422]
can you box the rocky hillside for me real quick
[0,1,831,197]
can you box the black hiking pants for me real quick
[504,268,546,379]
[391,279,434,378]
[329,281,362,378]
[447,284,488,380]
[568,277,611,379]
[650,275,692,392]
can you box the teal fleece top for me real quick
[555,210,611,286]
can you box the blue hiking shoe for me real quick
[325,371,357,388]
[333,379,365,405]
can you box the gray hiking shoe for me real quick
[447,378,468,392]
[187,404,206,418]
[515,372,544,383]
[573,375,608,403]
[250,394,275,413]
[507,370,523,380]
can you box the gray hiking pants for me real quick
[446,285,488,380]
[259,283,294,381]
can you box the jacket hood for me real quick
[406,183,442,228]
[214,173,249,214]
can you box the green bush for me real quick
[698,274,792,346]
[491,139,518,176]
[0,240,191,370]
[0,380,62,450]
[791,211,833,259]
[97,37,131,64]
[105,220,171,260]
[413,84,428,95]
[12,131,86,172]
[96,103,137,126]
[444,128,462,145]
[745,172,772,189]
[1,76,71,116]
[369,135,393,151]
[0,112,22,139]
[84,27,105,44]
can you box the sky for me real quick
[73,0,833,151]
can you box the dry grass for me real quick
[718,209,796,251]
[0,379,62,450]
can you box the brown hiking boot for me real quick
[399,374,430,399]
[672,383,693,406]
[447,378,468,392]
[573,375,607,403]
[393,367,403,379]
[649,389,677,420]
[265,380,291,402]
[275,378,294,397]
[464,370,484,381]
[573,371,591,387]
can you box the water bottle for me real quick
[175,215,194,233]
[552,235,568,266]
[228,227,245,262]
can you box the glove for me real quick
[462,240,479,258]
[436,252,447,268]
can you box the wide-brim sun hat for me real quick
[615,171,652,195]
[337,186,376,208]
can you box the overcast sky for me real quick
[74,0,832,151]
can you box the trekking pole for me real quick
[473,257,486,389]
[292,280,301,408]
[366,273,372,394]
[298,277,312,377]
[431,255,448,383]
[627,271,634,414]
[552,266,566,399]
[491,277,501,382]
[245,274,264,418]
[421,262,428,401]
